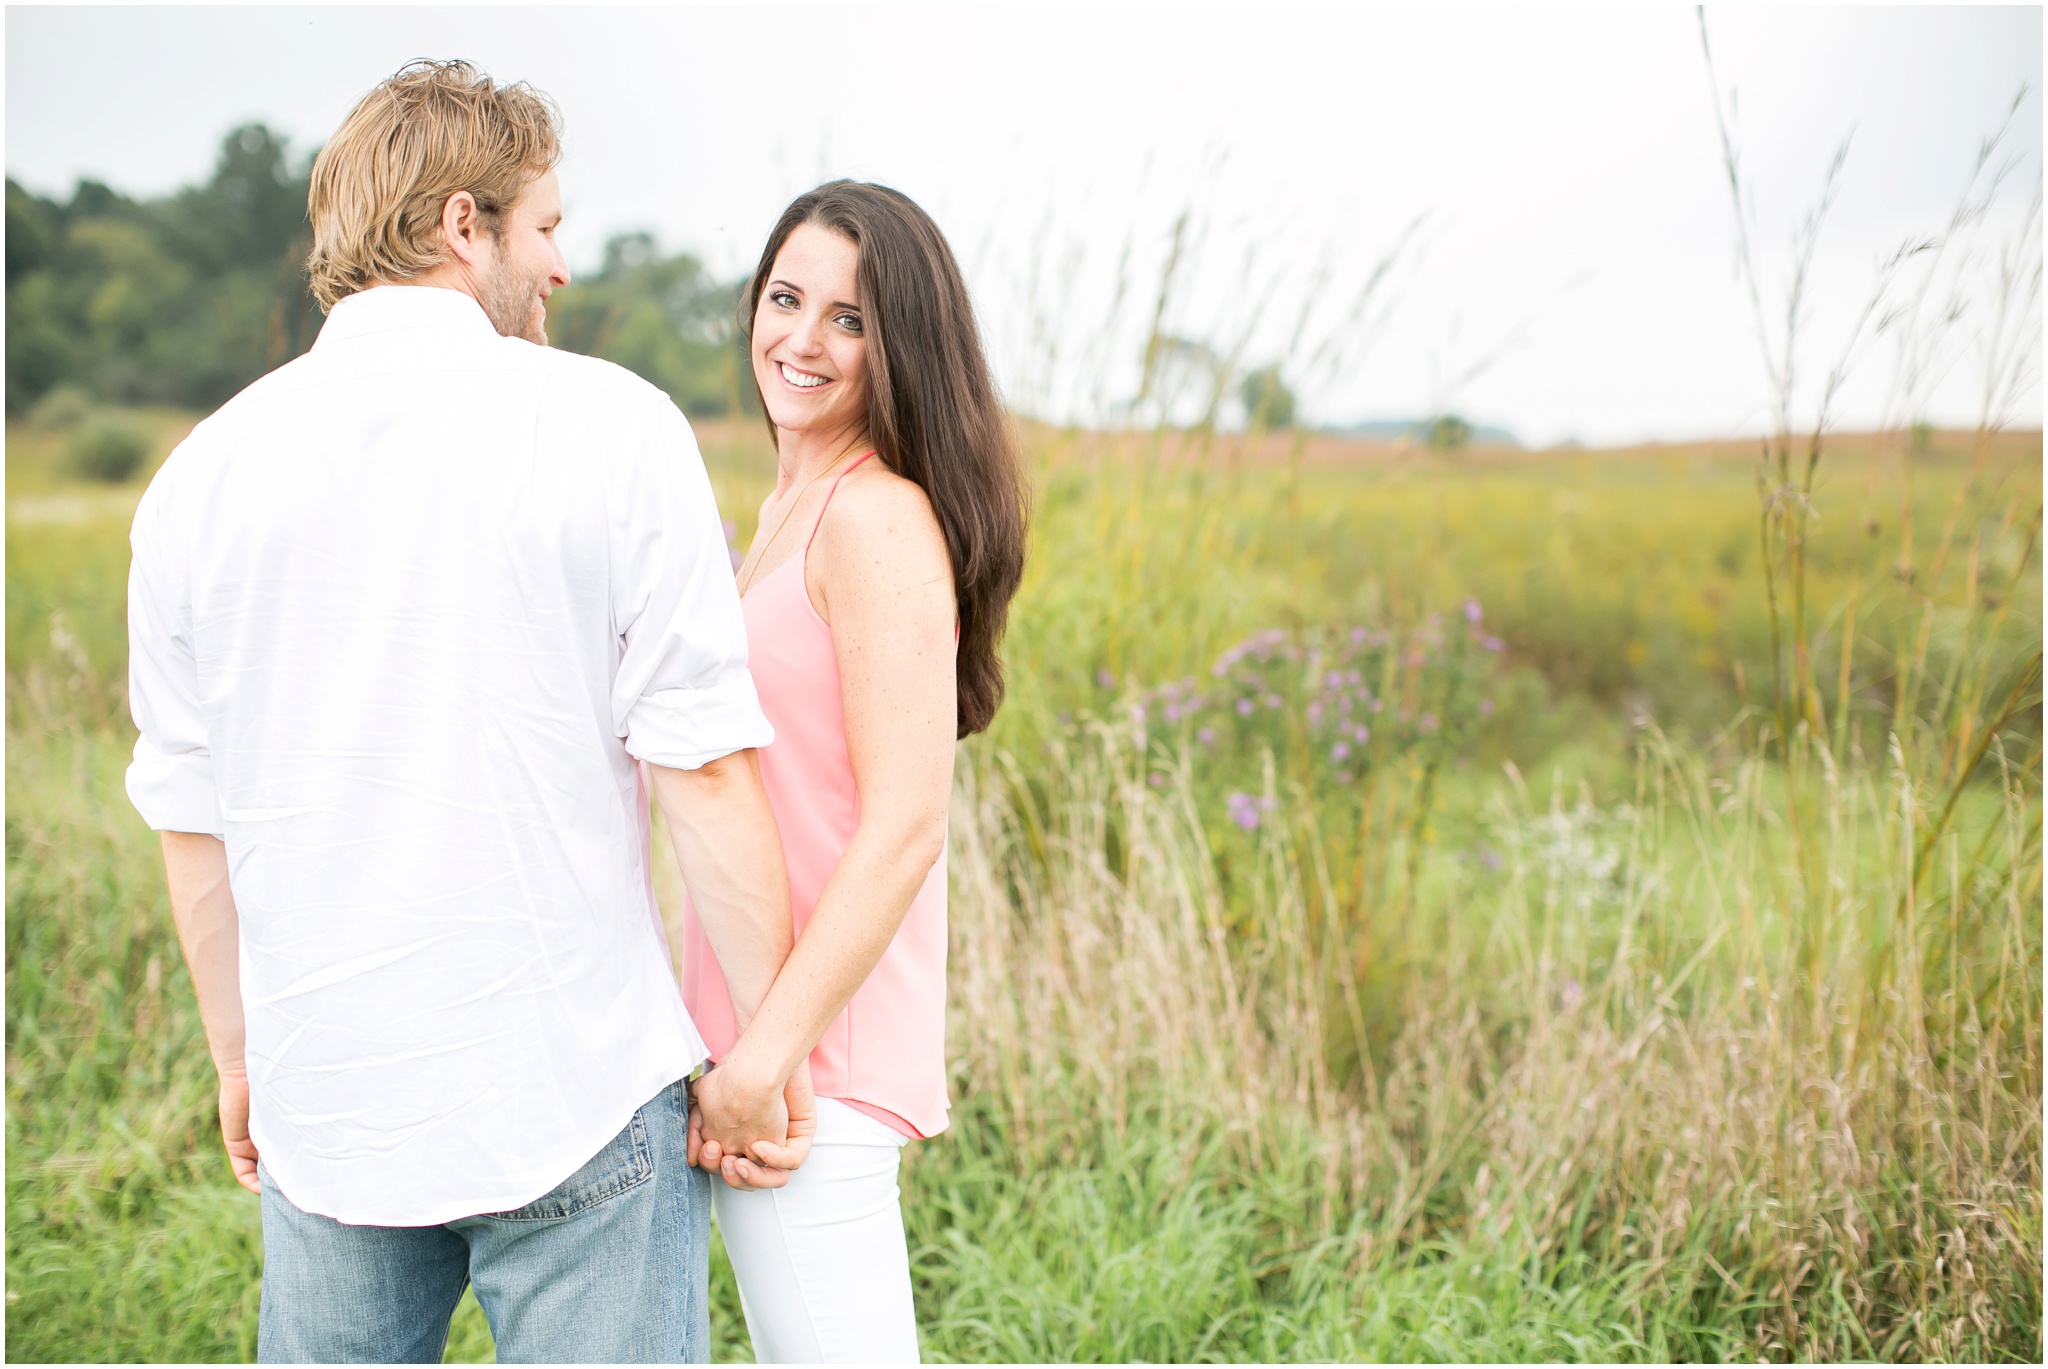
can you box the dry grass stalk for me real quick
[948,714,2042,1359]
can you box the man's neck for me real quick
[367,264,483,307]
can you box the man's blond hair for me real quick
[305,60,561,310]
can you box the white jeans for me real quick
[713,1097,919,1363]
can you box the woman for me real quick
[676,181,1027,1361]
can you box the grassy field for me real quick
[6,407,2041,1361]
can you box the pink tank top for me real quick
[677,454,950,1139]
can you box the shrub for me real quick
[1423,413,1472,452]
[28,384,93,431]
[1239,364,1296,429]
[66,418,151,483]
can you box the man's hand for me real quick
[698,1063,815,1191]
[690,1062,789,1180]
[218,1066,261,1195]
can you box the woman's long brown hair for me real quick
[740,181,1028,738]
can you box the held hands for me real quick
[722,1061,815,1188]
[218,1066,261,1195]
[688,1060,815,1191]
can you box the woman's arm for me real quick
[710,471,956,1174]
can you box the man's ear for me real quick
[440,190,489,269]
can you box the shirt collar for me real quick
[314,285,502,349]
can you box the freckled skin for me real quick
[701,224,957,1188]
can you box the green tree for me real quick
[1239,364,1296,429]
[5,133,751,423]
[545,233,754,417]
[4,124,318,414]
[1423,413,1472,452]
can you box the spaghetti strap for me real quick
[805,451,876,553]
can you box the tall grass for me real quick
[8,402,2041,1361]
[7,110,2042,1353]
[938,711,2039,1359]
[904,397,2040,1357]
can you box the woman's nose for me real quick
[787,313,826,355]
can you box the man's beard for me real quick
[477,258,550,345]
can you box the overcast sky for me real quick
[7,4,2042,444]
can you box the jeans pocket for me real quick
[484,1107,654,1222]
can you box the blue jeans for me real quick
[257,1080,710,1363]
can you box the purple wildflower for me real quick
[1227,792,1260,831]
[1097,669,1116,689]
[1419,713,1438,732]
[1481,635,1504,652]
[1307,702,1323,724]
[1236,699,1254,716]
[1263,693,1282,709]
[1331,742,1351,762]
[1465,600,1483,623]
[1163,703,1181,722]
[1197,727,1216,746]
[1479,698,1494,715]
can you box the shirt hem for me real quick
[829,1094,948,1141]
[257,1048,707,1228]
[831,1098,929,1139]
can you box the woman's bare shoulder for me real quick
[818,462,948,568]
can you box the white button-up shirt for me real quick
[125,286,771,1226]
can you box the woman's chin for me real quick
[766,404,852,437]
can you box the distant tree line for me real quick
[545,232,755,419]
[7,126,319,414]
[6,124,753,419]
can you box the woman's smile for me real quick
[777,360,832,390]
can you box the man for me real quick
[127,60,800,1363]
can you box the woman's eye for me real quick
[837,313,864,334]
[771,291,798,309]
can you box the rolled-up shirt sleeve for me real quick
[126,477,224,836]
[609,399,773,769]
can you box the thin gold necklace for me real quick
[736,440,869,597]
